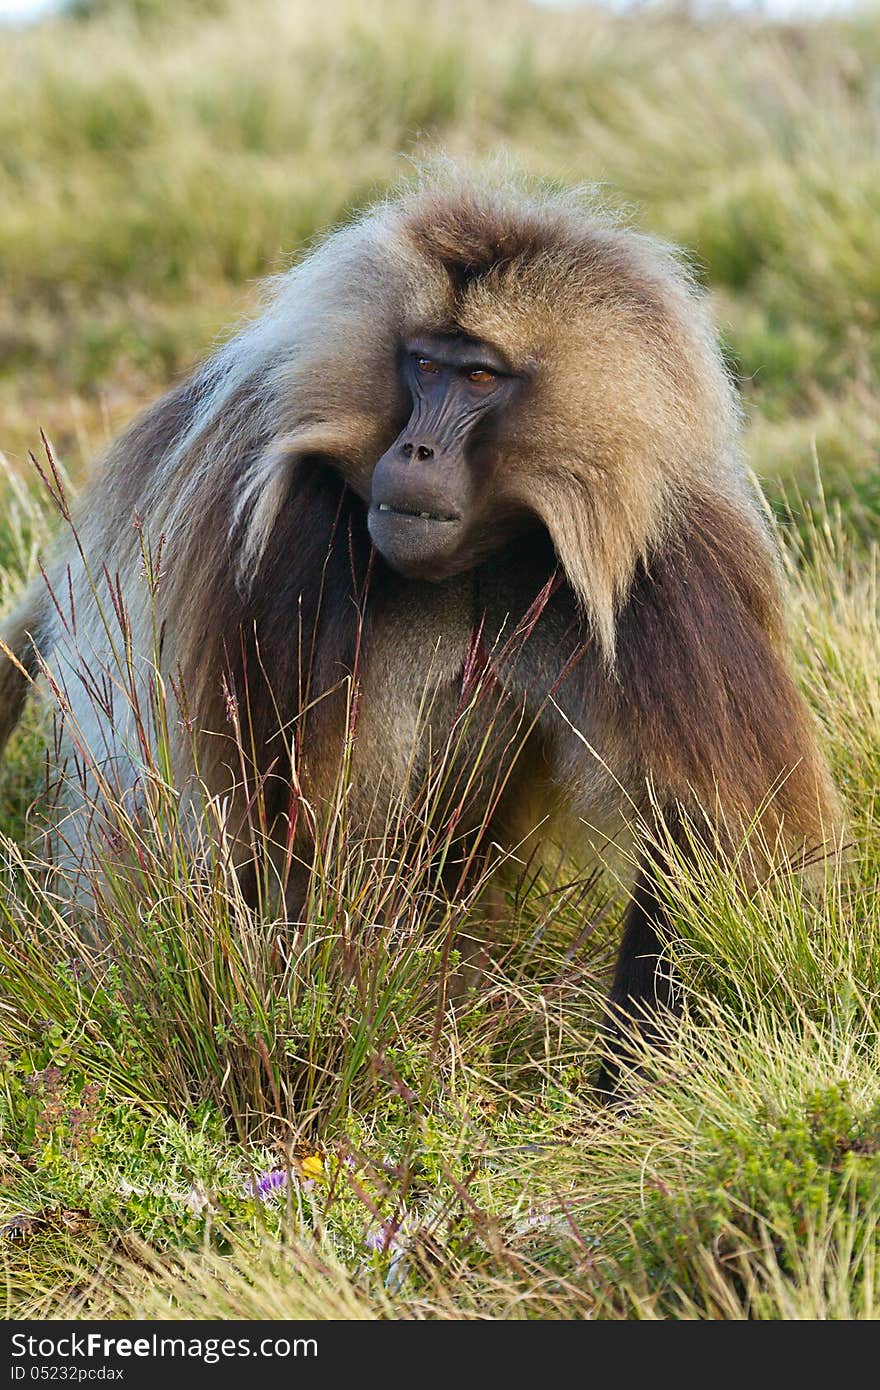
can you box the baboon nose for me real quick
[400,440,435,463]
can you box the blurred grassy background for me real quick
[1,0,879,530]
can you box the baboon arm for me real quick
[594,502,841,1097]
[0,581,46,757]
[594,840,682,1099]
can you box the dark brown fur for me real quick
[0,583,43,754]
[613,496,831,843]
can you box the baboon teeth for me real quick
[377,503,454,522]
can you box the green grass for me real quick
[1,0,879,1321]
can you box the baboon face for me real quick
[367,331,531,580]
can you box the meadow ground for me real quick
[0,0,878,1319]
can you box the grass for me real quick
[0,0,878,1321]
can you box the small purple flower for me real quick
[247,1169,288,1199]
[365,1216,405,1253]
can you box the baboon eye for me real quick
[416,356,440,374]
[467,368,496,386]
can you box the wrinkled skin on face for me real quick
[367,332,532,579]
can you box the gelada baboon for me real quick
[0,171,839,1090]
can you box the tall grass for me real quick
[1,462,877,1320]
[0,0,878,1321]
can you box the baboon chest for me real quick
[343,544,599,839]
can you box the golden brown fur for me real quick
[0,170,840,1087]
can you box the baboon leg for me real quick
[595,862,681,1099]
[0,581,45,756]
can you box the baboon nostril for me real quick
[400,441,435,462]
